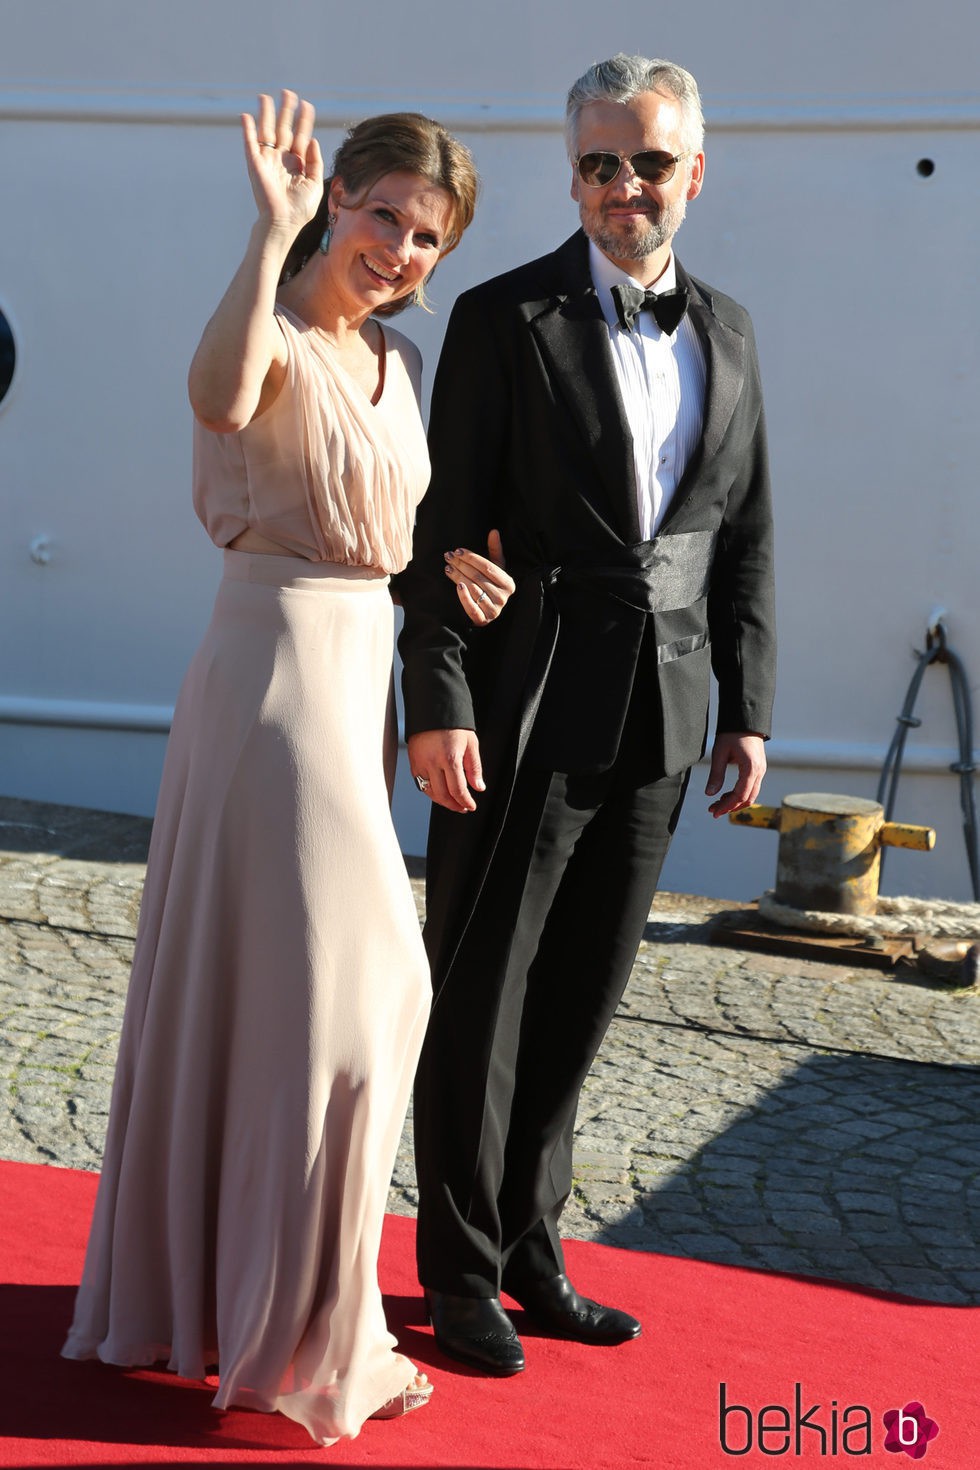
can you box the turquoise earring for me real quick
[319,212,337,254]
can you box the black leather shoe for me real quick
[425,1289,525,1376]
[511,1273,641,1345]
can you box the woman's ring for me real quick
[414,774,431,793]
[475,587,487,605]
[260,141,277,149]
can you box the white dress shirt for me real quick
[589,241,707,540]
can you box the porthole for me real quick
[0,309,15,406]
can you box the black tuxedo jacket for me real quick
[398,229,776,787]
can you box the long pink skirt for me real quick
[62,551,431,1445]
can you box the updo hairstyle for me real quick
[281,112,478,314]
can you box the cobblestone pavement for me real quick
[1,796,978,1307]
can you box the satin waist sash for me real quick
[534,530,717,612]
[513,530,718,760]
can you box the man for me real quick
[397,54,775,1376]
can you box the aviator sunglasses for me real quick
[575,149,691,188]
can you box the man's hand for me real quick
[408,729,485,813]
[704,732,767,818]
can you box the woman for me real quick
[62,91,511,1446]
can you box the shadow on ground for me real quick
[0,795,153,864]
[612,1051,980,1305]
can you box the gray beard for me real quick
[584,198,686,261]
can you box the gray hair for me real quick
[565,54,705,159]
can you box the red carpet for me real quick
[0,1160,975,1468]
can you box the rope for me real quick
[877,621,980,900]
[759,890,980,939]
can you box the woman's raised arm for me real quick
[188,90,323,432]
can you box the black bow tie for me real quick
[610,282,689,337]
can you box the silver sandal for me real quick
[369,1374,434,1420]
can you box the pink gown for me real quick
[62,309,432,1446]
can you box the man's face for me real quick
[570,90,704,274]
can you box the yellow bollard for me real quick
[729,792,936,916]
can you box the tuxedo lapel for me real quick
[521,239,747,543]
[528,234,641,542]
[664,261,746,521]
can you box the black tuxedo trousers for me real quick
[413,706,689,1297]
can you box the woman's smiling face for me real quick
[326,170,453,311]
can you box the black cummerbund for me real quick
[539,530,718,613]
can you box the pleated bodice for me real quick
[193,308,430,572]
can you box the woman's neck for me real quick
[278,257,372,344]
